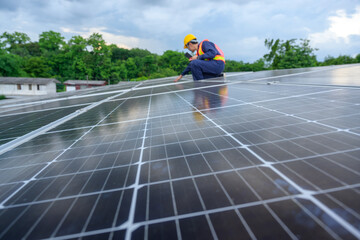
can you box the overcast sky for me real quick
[0,0,359,62]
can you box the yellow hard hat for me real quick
[184,34,196,49]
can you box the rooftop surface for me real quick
[64,80,107,85]
[0,64,359,240]
[0,77,60,85]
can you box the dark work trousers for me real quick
[188,60,225,80]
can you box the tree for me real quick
[61,35,91,80]
[264,39,281,69]
[356,54,360,63]
[118,63,128,81]
[141,55,157,76]
[264,38,318,69]
[129,48,152,58]
[322,55,336,65]
[125,58,138,79]
[87,33,107,53]
[0,32,31,51]
[39,31,65,52]
[158,50,188,74]
[23,57,52,78]
[0,32,32,57]
[224,60,242,72]
[111,46,130,61]
[224,58,265,72]
[0,54,26,77]
[85,33,111,80]
[0,39,5,52]
[251,58,266,71]
[150,68,178,79]
[68,35,87,55]
[4,29,360,84]
[336,55,356,64]
[321,54,357,66]
[71,57,89,80]
[21,42,42,56]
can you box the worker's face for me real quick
[187,42,197,53]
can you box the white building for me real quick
[0,77,60,96]
[63,80,107,91]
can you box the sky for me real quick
[0,0,359,62]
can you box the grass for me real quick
[0,95,6,100]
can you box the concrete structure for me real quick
[0,77,60,96]
[63,80,107,91]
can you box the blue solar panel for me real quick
[0,64,359,239]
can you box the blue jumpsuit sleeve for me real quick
[198,41,218,60]
[181,64,191,76]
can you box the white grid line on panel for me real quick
[0,103,91,118]
[124,89,152,240]
[1,65,359,240]
[1,136,358,190]
[174,91,360,239]
[38,85,358,138]
[0,64,352,118]
[292,198,344,240]
[163,130,183,240]
[0,83,144,209]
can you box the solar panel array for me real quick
[0,64,359,240]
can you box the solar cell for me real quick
[0,64,359,239]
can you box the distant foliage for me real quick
[0,53,27,77]
[320,54,359,66]
[0,31,192,83]
[263,38,318,69]
[224,59,266,72]
[262,38,359,69]
[0,31,359,83]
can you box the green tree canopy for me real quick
[68,35,87,55]
[85,33,111,80]
[39,31,65,52]
[0,30,358,86]
[24,56,52,78]
[111,46,130,61]
[0,54,26,77]
[322,54,358,65]
[158,50,188,74]
[21,42,42,57]
[0,31,31,51]
[264,38,318,69]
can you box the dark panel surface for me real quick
[0,65,359,239]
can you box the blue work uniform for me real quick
[181,41,225,81]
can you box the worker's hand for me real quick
[189,55,198,61]
[174,75,182,82]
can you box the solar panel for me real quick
[0,64,359,239]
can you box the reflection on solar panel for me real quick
[0,64,359,240]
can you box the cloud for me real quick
[0,0,359,62]
[222,36,265,62]
[309,6,360,44]
[61,27,139,49]
[61,27,163,53]
[0,0,19,11]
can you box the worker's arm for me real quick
[174,74,182,82]
[181,64,191,76]
[176,54,196,82]
[198,41,217,60]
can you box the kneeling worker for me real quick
[174,34,225,82]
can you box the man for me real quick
[174,34,225,82]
